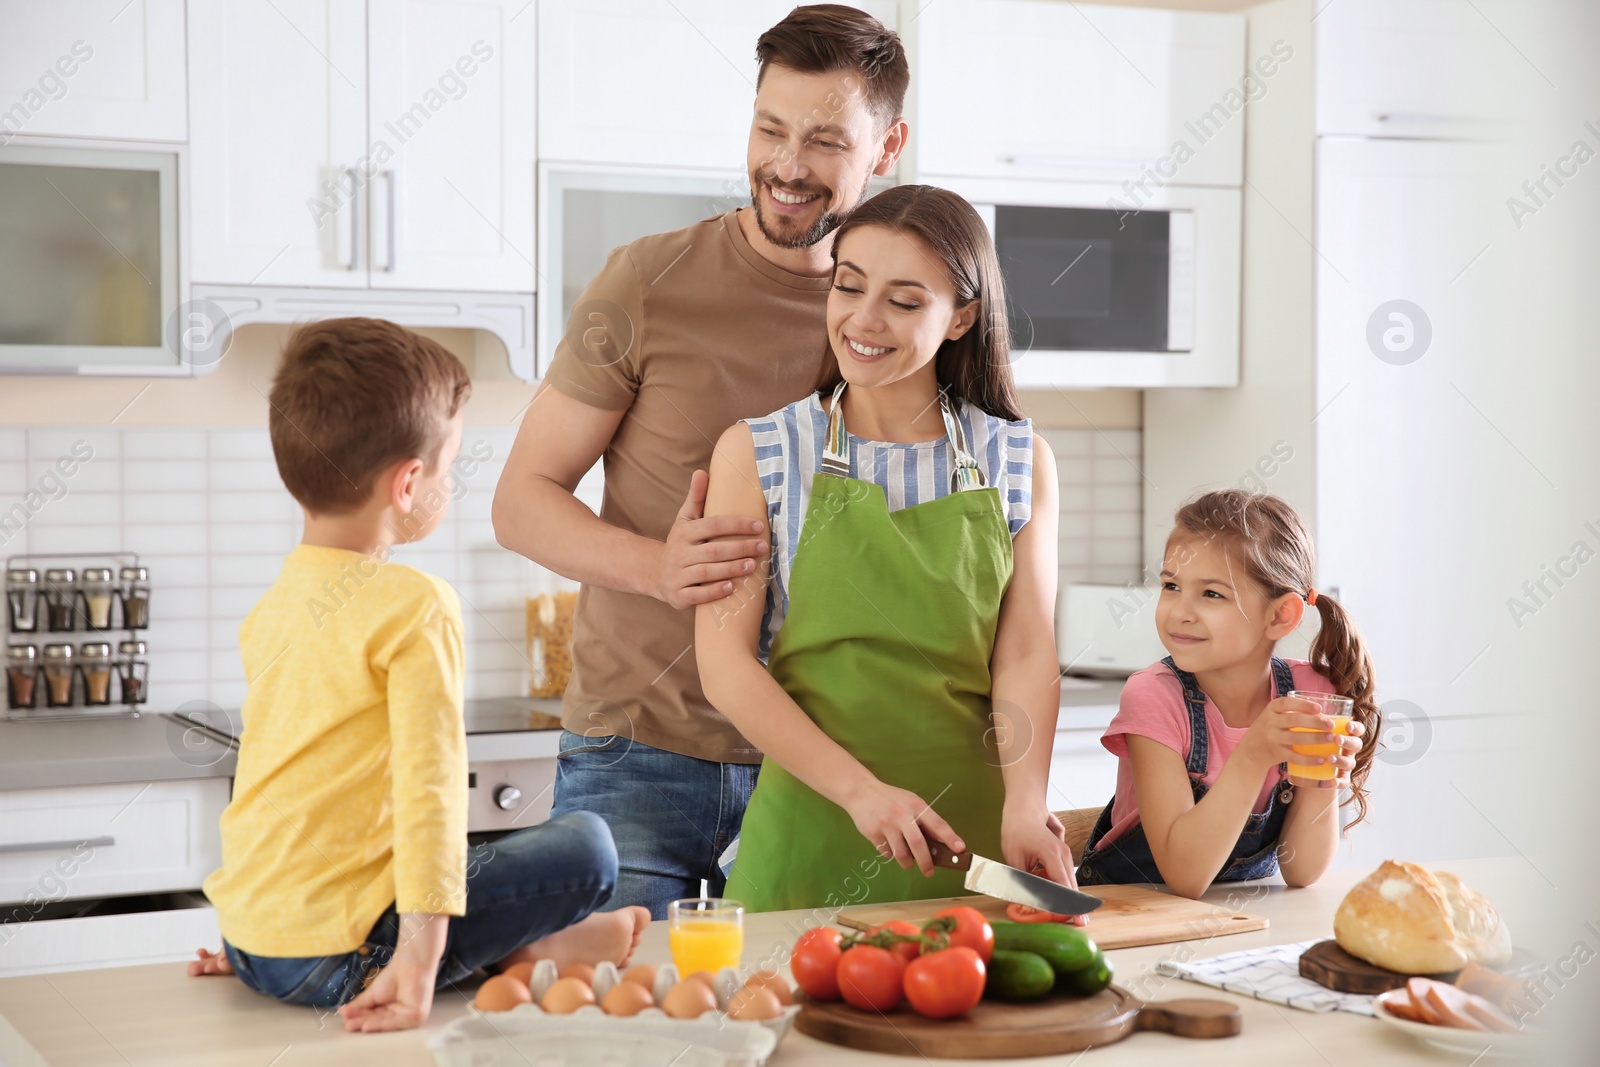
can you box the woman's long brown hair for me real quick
[1173,489,1380,827]
[816,184,1023,421]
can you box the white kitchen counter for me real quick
[0,856,1541,1066]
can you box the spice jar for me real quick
[44,569,77,632]
[119,567,150,630]
[79,642,113,706]
[6,645,39,710]
[6,569,40,633]
[80,568,116,631]
[42,643,75,707]
[117,640,148,705]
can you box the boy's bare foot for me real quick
[498,907,651,972]
[187,947,235,977]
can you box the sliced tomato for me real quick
[1006,901,1090,927]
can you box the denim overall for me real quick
[1076,656,1296,886]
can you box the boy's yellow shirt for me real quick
[203,543,468,957]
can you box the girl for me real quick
[695,185,1072,911]
[1075,490,1377,898]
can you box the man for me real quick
[492,5,909,917]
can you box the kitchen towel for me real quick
[1156,938,1376,1016]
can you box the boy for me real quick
[190,318,648,1032]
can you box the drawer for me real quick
[1047,730,1119,814]
[0,779,229,906]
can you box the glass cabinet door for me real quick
[0,145,179,372]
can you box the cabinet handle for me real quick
[0,835,114,855]
[348,166,360,271]
[384,170,397,273]
[999,154,1143,170]
[1374,113,1483,126]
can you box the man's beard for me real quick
[749,171,873,250]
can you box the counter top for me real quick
[0,856,1542,1066]
[0,684,1120,793]
[0,713,236,791]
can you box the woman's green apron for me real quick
[728,381,1015,912]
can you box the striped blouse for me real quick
[743,390,1035,659]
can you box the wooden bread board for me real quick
[836,885,1268,950]
[1298,939,1462,994]
[796,987,1243,1057]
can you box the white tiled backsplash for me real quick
[1,424,1140,710]
[1039,427,1145,588]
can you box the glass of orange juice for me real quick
[668,898,744,977]
[1286,690,1353,780]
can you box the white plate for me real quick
[1372,990,1545,1059]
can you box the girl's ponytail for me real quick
[1307,592,1380,826]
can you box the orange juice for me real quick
[669,918,744,975]
[1288,714,1352,780]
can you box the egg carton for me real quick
[428,962,800,1067]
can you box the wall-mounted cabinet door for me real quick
[188,0,370,287]
[0,0,187,143]
[1315,0,1527,139]
[537,0,895,173]
[367,0,537,292]
[911,0,1245,187]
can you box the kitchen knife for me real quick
[927,843,1103,916]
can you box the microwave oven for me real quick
[933,176,1241,388]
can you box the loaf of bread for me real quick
[1333,860,1513,974]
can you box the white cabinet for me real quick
[367,0,536,292]
[188,0,535,292]
[538,0,896,172]
[1047,729,1119,817]
[909,0,1245,186]
[0,779,228,905]
[0,0,187,143]
[1315,0,1528,138]
[188,0,368,288]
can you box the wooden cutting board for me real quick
[836,885,1268,950]
[1298,939,1462,994]
[796,987,1243,1057]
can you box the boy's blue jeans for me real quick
[222,810,617,1009]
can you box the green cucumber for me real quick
[991,921,1099,976]
[985,949,1056,1001]
[1056,949,1114,996]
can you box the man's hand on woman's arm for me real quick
[492,383,765,605]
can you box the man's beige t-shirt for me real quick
[546,210,831,764]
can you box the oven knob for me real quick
[493,785,522,811]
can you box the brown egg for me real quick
[540,976,597,1014]
[661,979,718,1019]
[474,974,532,1012]
[682,970,717,990]
[621,963,658,988]
[558,963,596,985]
[727,985,783,1022]
[501,961,537,987]
[601,980,655,1017]
[742,969,795,1007]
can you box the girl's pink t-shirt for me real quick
[1092,659,1336,851]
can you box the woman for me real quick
[695,185,1071,911]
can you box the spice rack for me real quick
[5,552,150,723]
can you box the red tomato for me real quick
[930,905,995,963]
[837,945,906,1012]
[903,945,987,1019]
[870,920,924,964]
[1007,902,1069,923]
[791,927,844,1001]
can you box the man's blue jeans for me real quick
[222,810,617,1008]
[550,730,758,920]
